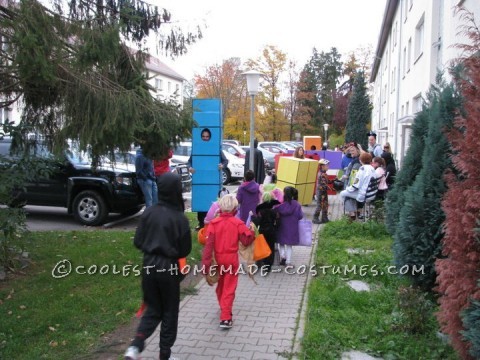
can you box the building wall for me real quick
[147,72,184,106]
[371,0,480,168]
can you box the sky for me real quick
[151,0,388,80]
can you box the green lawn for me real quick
[301,219,458,359]
[0,213,202,360]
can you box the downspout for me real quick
[394,0,404,167]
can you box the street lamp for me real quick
[242,70,262,171]
[323,123,329,147]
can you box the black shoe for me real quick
[195,225,201,231]
[320,219,330,224]
[219,319,233,329]
[312,218,321,224]
[280,258,286,266]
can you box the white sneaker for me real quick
[124,346,140,360]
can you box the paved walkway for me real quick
[140,195,344,360]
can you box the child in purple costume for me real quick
[236,170,260,223]
[274,186,303,266]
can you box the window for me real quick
[168,82,171,92]
[414,15,425,60]
[0,107,10,124]
[391,67,396,92]
[413,94,422,113]
[403,47,407,76]
[175,84,180,93]
[155,78,163,91]
[406,101,410,114]
[384,84,387,103]
[407,38,412,71]
[393,21,397,47]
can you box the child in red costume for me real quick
[202,194,255,329]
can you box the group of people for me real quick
[125,133,398,360]
[199,168,304,331]
[339,131,397,221]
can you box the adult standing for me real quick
[153,148,173,177]
[367,131,383,157]
[135,147,158,208]
[124,172,192,360]
[381,150,397,188]
[244,139,265,184]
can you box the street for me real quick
[24,181,241,231]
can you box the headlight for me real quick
[116,176,132,186]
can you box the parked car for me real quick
[222,139,241,146]
[0,137,144,226]
[222,142,246,158]
[258,141,293,154]
[111,151,192,193]
[221,150,244,184]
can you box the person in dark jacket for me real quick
[251,188,280,272]
[244,139,266,184]
[135,148,158,208]
[381,151,397,188]
[124,172,192,360]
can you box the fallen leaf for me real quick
[49,326,56,332]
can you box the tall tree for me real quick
[309,47,343,131]
[294,63,320,136]
[436,11,480,359]
[283,60,300,140]
[0,0,202,160]
[246,45,288,141]
[344,71,370,149]
[392,80,461,291]
[194,57,247,140]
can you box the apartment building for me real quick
[0,52,185,127]
[370,0,480,168]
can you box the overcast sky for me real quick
[151,0,388,80]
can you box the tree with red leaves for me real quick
[436,10,480,359]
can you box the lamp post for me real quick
[242,70,262,171]
[323,123,329,147]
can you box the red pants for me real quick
[215,253,239,321]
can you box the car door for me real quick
[24,146,70,207]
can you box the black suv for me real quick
[0,137,145,226]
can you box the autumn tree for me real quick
[0,0,202,160]
[246,45,288,141]
[283,60,300,140]
[194,58,248,141]
[344,71,370,149]
[436,11,480,359]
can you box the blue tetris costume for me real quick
[191,99,225,213]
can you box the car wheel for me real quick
[122,205,144,216]
[222,168,231,185]
[72,190,108,226]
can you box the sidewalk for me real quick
[140,195,344,360]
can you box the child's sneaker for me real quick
[219,319,233,329]
[280,258,286,266]
[124,346,140,360]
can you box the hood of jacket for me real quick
[241,180,260,194]
[157,172,184,211]
[276,200,298,216]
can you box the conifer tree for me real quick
[392,82,461,291]
[0,0,202,160]
[345,71,370,150]
[384,101,429,235]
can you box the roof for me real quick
[145,55,186,82]
[370,0,399,83]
